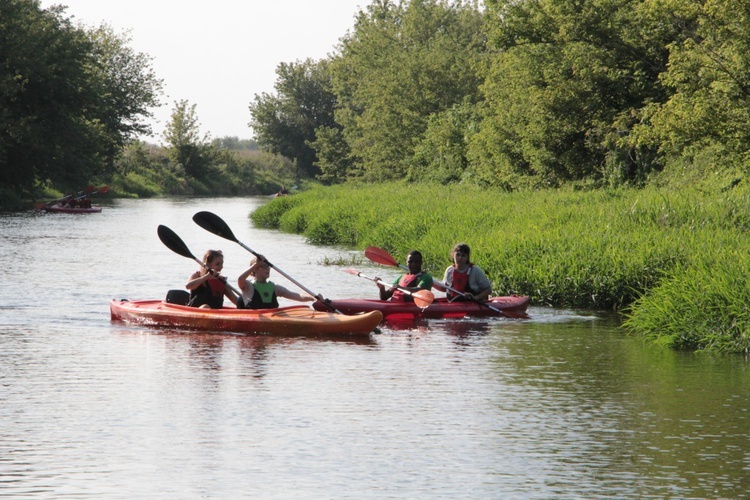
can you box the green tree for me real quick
[634,0,750,177]
[472,0,678,187]
[409,98,482,184]
[0,0,162,198]
[249,58,338,178]
[330,0,486,181]
[162,100,212,179]
[85,24,163,156]
[309,126,356,184]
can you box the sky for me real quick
[39,0,366,143]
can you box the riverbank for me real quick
[250,182,750,353]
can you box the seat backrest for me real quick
[165,289,191,305]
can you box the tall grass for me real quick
[251,182,750,352]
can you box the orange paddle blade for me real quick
[364,246,400,267]
[412,289,434,309]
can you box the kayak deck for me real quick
[110,299,382,337]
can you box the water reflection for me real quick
[1,198,748,498]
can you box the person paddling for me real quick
[435,243,492,302]
[237,256,317,309]
[376,250,433,302]
[185,249,239,308]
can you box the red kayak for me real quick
[313,295,530,320]
[44,204,102,214]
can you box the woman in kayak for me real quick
[376,250,433,302]
[436,243,492,302]
[237,256,317,309]
[185,249,239,308]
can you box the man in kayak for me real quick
[376,250,433,302]
[185,249,239,308]
[237,256,317,309]
[436,243,492,302]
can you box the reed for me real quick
[250,182,750,352]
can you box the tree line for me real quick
[1,0,162,202]
[3,0,747,207]
[0,0,295,207]
[251,0,750,189]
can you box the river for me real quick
[1,197,748,498]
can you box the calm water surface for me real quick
[1,197,748,498]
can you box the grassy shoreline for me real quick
[251,182,750,353]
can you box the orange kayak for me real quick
[110,299,382,337]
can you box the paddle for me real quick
[343,268,435,309]
[75,185,109,199]
[156,224,243,305]
[191,211,338,312]
[364,246,528,318]
[35,185,97,209]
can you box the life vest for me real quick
[245,281,279,309]
[189,277,226,308]
[391,273,421,302]
[447,266,474,301]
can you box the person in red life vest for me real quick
[376,250,433,302]
[437,243,492,302]
[237,255,317,309]
[185,249,239,308]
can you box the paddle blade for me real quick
[157,225,196,260]
[193,211,239,242]
[412,289,435,309]
[97,186,110,195]
[364,246,400,267]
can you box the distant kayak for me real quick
[37,185,108,213]
[44,204,102,214]
[110,299,383,337]
[313,295,531,320]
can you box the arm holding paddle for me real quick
[345,269,434,309]
[184,248,239,308]
[237,255,317,309]
[376,250,433,301]
[439,243,491,302]
[35,185,109,209]
[364,245,528,318]
[157,225,241,309]
[192,211,336,311]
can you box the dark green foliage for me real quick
[633,0,750,180]
[249,59,338,178]
[0,1,162,197]
[309,126,355,184]
[472,0,676,187]
[409,99,481,183]
[329,0,486,181]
